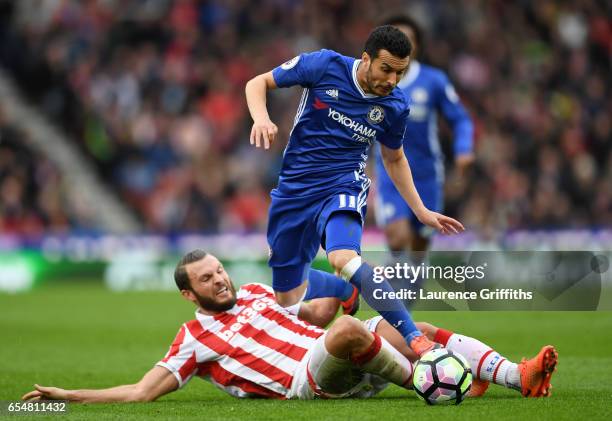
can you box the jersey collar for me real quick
[195,304,240,324]
[352,59,378,99]
[398,61,421,89]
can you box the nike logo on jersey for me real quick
[325,89,339,99]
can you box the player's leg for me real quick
[373,319,490,397]
[376,177,433,312]
[272,262,353,323]
[383,218,413,252]
[405,177,442,252]
[273,267,355,327]
[376,163,433,253]
[303,268,357,309]
[267,192,355,320]
[373,317,557,398]
[376,166,413,253]
[324,211,436,356]
[431,325,558,398]
[297,297,340,328]
[307,315,413,397]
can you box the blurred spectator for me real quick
[0,0,609,234]
[0,106,91,234]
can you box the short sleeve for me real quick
[272,49,334,88]
[156,324,199,388]
[378,108,410,150]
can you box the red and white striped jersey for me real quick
[156,283,325,399]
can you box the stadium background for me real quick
[0,0,610,290]
[0,1,611,419]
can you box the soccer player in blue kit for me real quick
[245,25,464,356]
[375,15,475,253]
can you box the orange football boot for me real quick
[410,334,441,357]
[519,345,558,397]
[467,378,490,397]
[341,285,360,316]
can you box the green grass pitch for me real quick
[1,281,611,420]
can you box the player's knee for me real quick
[385,225,409,251]
[327,250,357,273]
[315,303,339,327]
[416,322,438,340]
[411,235,430,252]
[300,299,339,328]
[274,289,302,308]
[330,315,369,347]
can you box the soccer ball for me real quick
[413,348,472,405]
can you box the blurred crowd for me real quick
[0,0,610,235]
[0,105,91,234]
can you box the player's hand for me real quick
[416,209,464,235]
[454,153,475,178]
[250,118,278,150]
[22,384,70,401]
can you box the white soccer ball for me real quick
[413,348,472,405]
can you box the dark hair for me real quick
[174,249,208,290]
[364,25,412,60]
[380,14,424,53]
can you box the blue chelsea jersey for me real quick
[375,61,474,183]
[272,49,410,197]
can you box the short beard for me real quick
[365,66,376,94]
[192,285,237,312]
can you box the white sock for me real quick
[445,333,521,391]
[283,288,308,315]
[340,256,362,281]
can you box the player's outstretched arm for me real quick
[245,71,279,150]
[380,144,464,235]
[21,366,178,403]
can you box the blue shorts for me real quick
[267,187,367,292]
[375,168,443,237]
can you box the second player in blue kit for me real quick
[375,15,475,253]
[245,25,464,355]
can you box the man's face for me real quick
[182,255,237,314]
[362,49,410,96]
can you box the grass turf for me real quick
[1,281,611,420]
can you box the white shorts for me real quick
[289,316,388,400]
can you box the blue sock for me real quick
[304,269,354,301]
[349,262,422,343]
[388,251,425,310]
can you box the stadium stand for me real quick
[0,0,609,234]
[0,105,85,234]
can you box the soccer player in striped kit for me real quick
[23,251,557,402]
[245,25,464,357]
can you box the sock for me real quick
[304,269,354,301]
[341,257,422,343]
[435,329,521,390]
[388,252,427,310]
[284,288,308,315]
[351,332,413,389]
